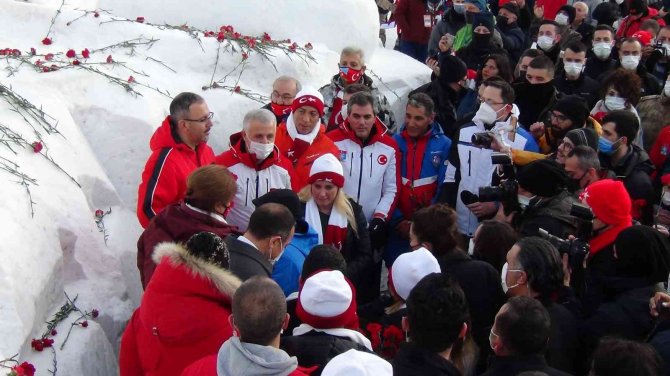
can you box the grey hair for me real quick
[169,92,204,127]
[568,145,601,171]
[273,75,302,93]
[243,109,277,132]
[341,46,365,65]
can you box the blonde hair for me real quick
[298,185,358,236]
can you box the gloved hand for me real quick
[369,217,388,250]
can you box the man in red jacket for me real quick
[136,92,216,228]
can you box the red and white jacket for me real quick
[215,133,296,231]
[327,119,401,221]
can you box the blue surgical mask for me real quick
[599,136,621,155]
[454,3,466,14]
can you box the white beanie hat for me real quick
[296,270,358,329]
[391,247,441,301]
[309,154,344,187]
[322,349,392,376]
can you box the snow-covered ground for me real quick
[0,0,428,374]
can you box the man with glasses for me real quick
[137,92,216,228]
[262,76,301,126]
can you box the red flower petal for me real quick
[30,47,36,55]
[82,48,90,59]
[31,142,43,153]
[42,37,52,45]
[94,12,100,17]
[136,16,145,23]
[128,76,135,83]
[66,49,76,58]
[217,32,225,42]
[234,86,241,93]
[81,320,89,328]
[106,55,113,63]
[45,53,54,61]
[72,59,80,65]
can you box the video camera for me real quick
[537,228,590,267]
[478,153,519,215]
[472,132,495,149]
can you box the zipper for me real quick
[356,147,364,202]
[369,153,373,177]
[350,152,354,176]
[468,150,472,176]
[255,172,260,199]
[411,140,417,188]
[245,178,249,206]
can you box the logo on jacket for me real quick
[662,145,668,156]
[341,151,348,161]
[377,154,388,165]
[431,153,442,168]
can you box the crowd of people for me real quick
[119,0,670,375]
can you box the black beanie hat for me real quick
[438,54,468,85]
[592,2,620,26]
[186,232,230,269]
[628,0,648,15]
[553,95,590,127]
[565,128,599,151]
[501,3,520,18]
[472,12,495,33]
[517,159,570,197]
[253,189,301,219]
[558,5,577,24]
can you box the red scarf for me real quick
[305,199,348,251]
[589,223,631,255]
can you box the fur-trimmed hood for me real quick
[152,241,241,298]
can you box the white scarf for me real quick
[292,323,372,350]
[285,112,321,145]
[185,203,227,223]
[304,198,348,246]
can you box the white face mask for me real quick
[564,62,584,77]
[517,194,532,209]
[615,0,624,5]
[269,238,284,266]
[620,55,640,70]
[604,95,626,110]
[475,102,505,125]
[555,13,569,26]
[468,238,475,255]
[593,42,613,59]
[537,35,556,51]
[501,262,523,294]
[248,140,274,160]
[664,82,670,97]
[663,43,670,57]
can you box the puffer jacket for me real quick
[120,242,241,376]
[517,191,578,239]
[271,220,320,296]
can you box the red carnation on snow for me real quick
[45,53,54,61]
[72,59,80,66]
[30,47,36,55]
[30,339,43,351]
[41,37,52,45]
[106,55,113,63]
[234,86,241,93]
[31,141,43,153]
[241,52,248,60]
[94,11,100,17]
[263,32,272,41]
[91,309,99,318]
[11,361,36,376]
[289,42,298,52]
[35,60,42,66]
[81,48,90,59]
[51,329,57,336]
[81,321,89,328]
[66,49,76,58]
[305,42,313,50]
[128,76,135,83]
[42,338,54,347]
[136,16,145,23]
[216,32,225,42]
[95,209,104,217]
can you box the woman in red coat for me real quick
[120,232,242,376]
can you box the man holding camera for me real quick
[644,25,670,82]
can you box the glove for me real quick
[369,217,388,250]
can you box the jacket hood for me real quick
[229,131,284,170]
[150,116,185,151]
[152,242,241,297]
[291,221,319,258]
[338,117,389,146]
[217,337,298,376]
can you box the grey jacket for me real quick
[217,337,299,376]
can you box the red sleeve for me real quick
[180,355,217,376]
[650,127,670,170]
[137,149,180,228]
[394,0,410,35]
[119,311,143,376]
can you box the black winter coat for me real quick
[393,344,462,376]
[481,354,572,376]
[554,72,601,110]
[598,62,662,97]
[496,22,526,64]
[225,235,272,281]
[544,301,580,375]
[281,331,371,376]
[517,190,578,240]
[456,42,508,71]
[409,76,465,138]
[584,54,617,81]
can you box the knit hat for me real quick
[582,179,632,226]
[309,154,345,187]
[613,225,670,282]
[322,349,393,376]
[185,232,230,269]
[557,5,576,24]
[296,270,359,329]
[553,95,590,127]
[438,54,467,85]
[628,0,648,16]
[500,2,520,18]
[292,86,325,117]
[391,247,441,301]
[253,189,301,220]
[517,159,570,197]
[632,30,653,47]
[592,2,619,26]
[565,128,599,151]
[464,0,488,11]
[472,12,495,33]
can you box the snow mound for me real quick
[0,0,429,373]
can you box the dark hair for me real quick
[495,296,551,355]
[640,19,660,35]
[514,237,564,301]
[601,110,640,146]
[301,244,347,281]
[591,337,663,376]
[232,277,286,345]
[406,273,470,352]
[185,165,237,212]
[540,20,560,33]
[520,49,544,61]
[169,92,204,128]
[343,83,371,95]
[480,54,514,83]
[347,91,376,114]
[473,220,518,273]
[411,204,462,257]
[407,92,435,116]
[594,24,615,36]
[567,145,601,170]
[247,203,295,241]
[528,55,555,77]
[482,78,515,104]
[565,40,587,54]
[601,68,642,106]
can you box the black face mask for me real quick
[465,11,476,24]
[472,32,492,48]
[517,70,527,81]
[496,15,509,26]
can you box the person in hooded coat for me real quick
[456,12,508,71]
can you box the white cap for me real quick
[300,270,352,317]
[391,247,441,301]
[322,349,392,376]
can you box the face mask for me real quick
[604,95,626,111]
[339,65,362,84]
[593,42,613,59]
[467,238,475,255]
[537,35,556,51]
[517,194,531,209]
[248,140,274,160]
[270,102,292,117]
[564,62,584,77]
[496,15,508,26]
[472,32,492,48]
[620,55,640,71]
[615,0,624,4]
[555,13,569,26]
[572,172,587,189]
[664,82,670,97]
[475,102,506,125]
[269,238,284,266]
[501,262,523,293]
[599,136,621,155]
[454,3,466,14]
[663,43,670,57]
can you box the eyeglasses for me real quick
[184,112,214,123]
[271,92,296,102]
[550,112,568,122]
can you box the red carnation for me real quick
[12,49,21,56]
[91,309,99,318]
[42,67,50,72]
[263,32,272,41]
[35,60,42,66]
[72,59,80,66]
[305,42,313,50]
[45,53,54,61]
[31,141,43,153]
[30,47,36,55]
[241,52,248,60]
[94,11,100,17]
[66,49,76,58]
[217,32,225,42]
[106,55,113,63]
[234,86,241,93]
[232,32,241,39]
[128,76,135,83]
[51,329,57,336]
[95,209,104,217]
[42,37,52,45]
[289,43,297,52]
[248,39,256,48]
[30,338,44,351]
[42,338,54,347]
[12,362,36,376]
[81,320,89,328]
[82,48,90,59]
[136,16,145,23]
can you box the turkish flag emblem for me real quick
[377,154,388,165]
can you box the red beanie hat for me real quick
[296,270,359,330]
[582,179,632,226]
[308,154,345,188]
[292,86,325,117]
